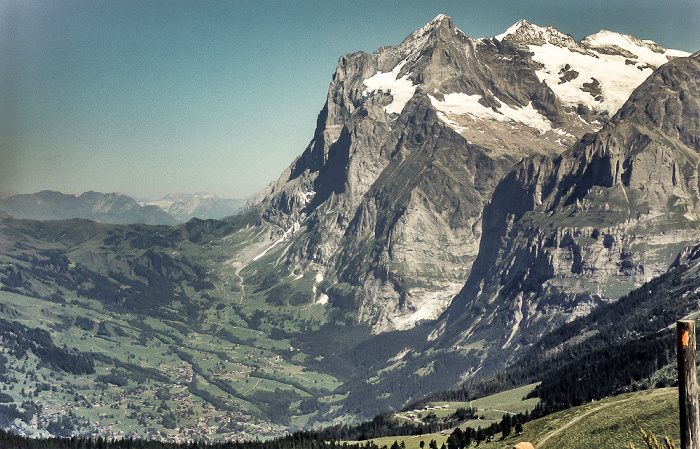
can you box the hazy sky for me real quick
[2,1,698,200]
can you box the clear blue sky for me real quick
[2,0,698,200]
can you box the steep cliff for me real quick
[439,51,700,363]
[244,16,688,332]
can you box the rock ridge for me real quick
[438,51,700,364]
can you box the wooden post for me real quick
[678,320,700,449]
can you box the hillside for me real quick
[0,386,681,449]
[0,191,179,225]
[354,388,678,449]
[487,388,678,449]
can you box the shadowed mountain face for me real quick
[246,15,687,332]
[436,51,700,366]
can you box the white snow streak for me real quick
[428,93,553,134]
[252,222,299,261]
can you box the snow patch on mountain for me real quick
[529,30,689,115]
[429,93,553,134]
[253,222,300,261]
[582,30,688,63]
[301,189,315,205]
[363,61,417,114]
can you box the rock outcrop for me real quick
[438,51,700,363]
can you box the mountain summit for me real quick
[437,50,700,366]
[243,15,689,332]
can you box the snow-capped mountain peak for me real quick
[528,26,690,115]
[416,14,457,36]
[581,29,688,62]
[496,19,578,49]
[249,15,693,333]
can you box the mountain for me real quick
[420,240,700,419]
[0,16,695,442]
[244,15,688,332]
[0,190,178,225]
[140,193,247,222]
[0,191,247,225]
[436,50,700,367]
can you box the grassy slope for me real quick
[497,388,679,449]
[354,384,541,449]
[0,217,349,441]
[362,387,678,449]
[1,212,695,444]
[0,213,472,440]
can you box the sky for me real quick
[1,1,698,201]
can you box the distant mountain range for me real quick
[139,193,248,223]
[0,190,246,224]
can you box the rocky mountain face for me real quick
[437,51,700,366]
[245,15,688,332]
[0,17,695,438]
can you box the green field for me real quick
[498,388,679,449]
[0,228,345,443]
[0,214,487,441]
[355,383,541,449]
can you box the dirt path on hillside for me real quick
[535,402,613,448]
[534,396,637,448]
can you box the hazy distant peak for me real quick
[0,190,19,199]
